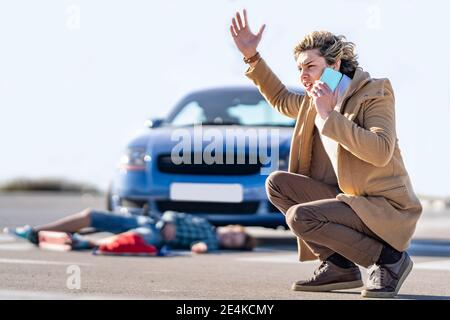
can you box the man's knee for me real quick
[285,205,317,236]
[265,170,288,197]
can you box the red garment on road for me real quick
[96,233,157,256]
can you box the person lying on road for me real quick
[4,208,256,254]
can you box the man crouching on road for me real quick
[230,9,422,298]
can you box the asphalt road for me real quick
[1,192,450,300]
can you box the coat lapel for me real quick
[338,68,373,119]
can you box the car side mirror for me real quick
[145,118,164,129]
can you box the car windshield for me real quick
[165,90,296,127]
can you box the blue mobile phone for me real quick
[320,67,343,92]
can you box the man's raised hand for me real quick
[230,9,266,59]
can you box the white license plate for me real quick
[170,183,243,203]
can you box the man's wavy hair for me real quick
[293,31,359,78]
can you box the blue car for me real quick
[107,86,299,228]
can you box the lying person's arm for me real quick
[191,235,219,254]
[191,242,208,254]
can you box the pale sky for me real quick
[0,0,448,197]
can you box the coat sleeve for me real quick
[245,58,306,119]
[321,81,396,167]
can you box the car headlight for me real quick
[119,147,150,171]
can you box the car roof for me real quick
[185,85,304,96]
[165,85,304,123]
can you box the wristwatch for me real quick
[243,52,261,64]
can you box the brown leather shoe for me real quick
[292,261,364,292]
[362,252,413,298]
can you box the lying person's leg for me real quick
[35,209,153,234]
[4,208,94,244]
[5,209,154,245]
[34,208,93,233]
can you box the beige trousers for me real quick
[266,171,385,268]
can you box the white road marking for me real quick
[0,243,35,251]
[0,234,16,242]
[0,234,34,250]
[238,253,450,272]
[414,259,450,271]
[0,258,91,266]
[0,289,132,300]
[236,253,317,264]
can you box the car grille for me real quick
[155,200,260,214]
[157,153,264,175]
